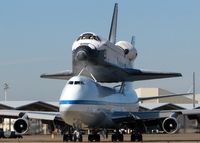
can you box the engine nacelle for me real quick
[115,41,137,61]
[13,118,29,134]
[162,117,179,134]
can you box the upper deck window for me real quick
[77,33,101,41]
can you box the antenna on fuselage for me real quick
[108,3,118,44]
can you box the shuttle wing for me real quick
[40,66,181,82]
[122,68,182,81]
[87,65,182,82]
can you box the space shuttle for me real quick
[41,3,181,82]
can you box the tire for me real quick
[78,134,83,142]
[119,134,124,142]
[94,134,100,142]
[111,134,117,142]
[131,133,143,142]
[88,134,94,142]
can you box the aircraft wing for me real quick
[40,70,73,80]
[112,109,200,133]
[138,93,192,101]
[112,109,200,123]
[0,109,61,121]
[0,109,64,134]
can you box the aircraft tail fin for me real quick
[108,3,118,44]
[131,36,135,46]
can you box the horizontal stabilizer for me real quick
[40,70,73,80]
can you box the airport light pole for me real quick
[3,82,9,102]
[193,72,196,109]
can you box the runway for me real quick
[0,133,199,142]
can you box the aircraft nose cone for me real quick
[76,50,88,61]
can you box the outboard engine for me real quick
[13,115,29,134]
[162,117,179,134]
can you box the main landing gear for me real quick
[88,133,100,142]
[111,130,124,142]
[111,130,143,142]
[62,129,143,142]
[63,130,83,142]
[130,131,143,142]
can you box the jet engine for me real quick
[115,41,137,61]
[13,118,29,134]
[162,117,179,134]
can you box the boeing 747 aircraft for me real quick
[0,3,199,142]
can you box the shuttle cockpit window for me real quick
[77,33,101,41]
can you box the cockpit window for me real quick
[74,81,84,85]
[77,33,101,41]
[68,81,73,84]
[68,81,84,85]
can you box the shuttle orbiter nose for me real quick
[74,45,98,62]
[76,50,88,61]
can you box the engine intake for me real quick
[162,117,179,134]
[13,118,28,134]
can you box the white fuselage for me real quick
[59,76,139,129]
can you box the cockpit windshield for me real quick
[77,33,101,41]
[68,81,84,85]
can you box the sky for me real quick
[0,0,200,101]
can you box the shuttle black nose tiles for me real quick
[76,50,88,61]
[73,46,98,62]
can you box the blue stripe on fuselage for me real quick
[59,100,105,105]
[59,100,138,105]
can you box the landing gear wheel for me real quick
[131,132,143,142]
[111,133,123,142]
[88,134,100,142]
[63,134,72,142]
[73,134,83,142]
